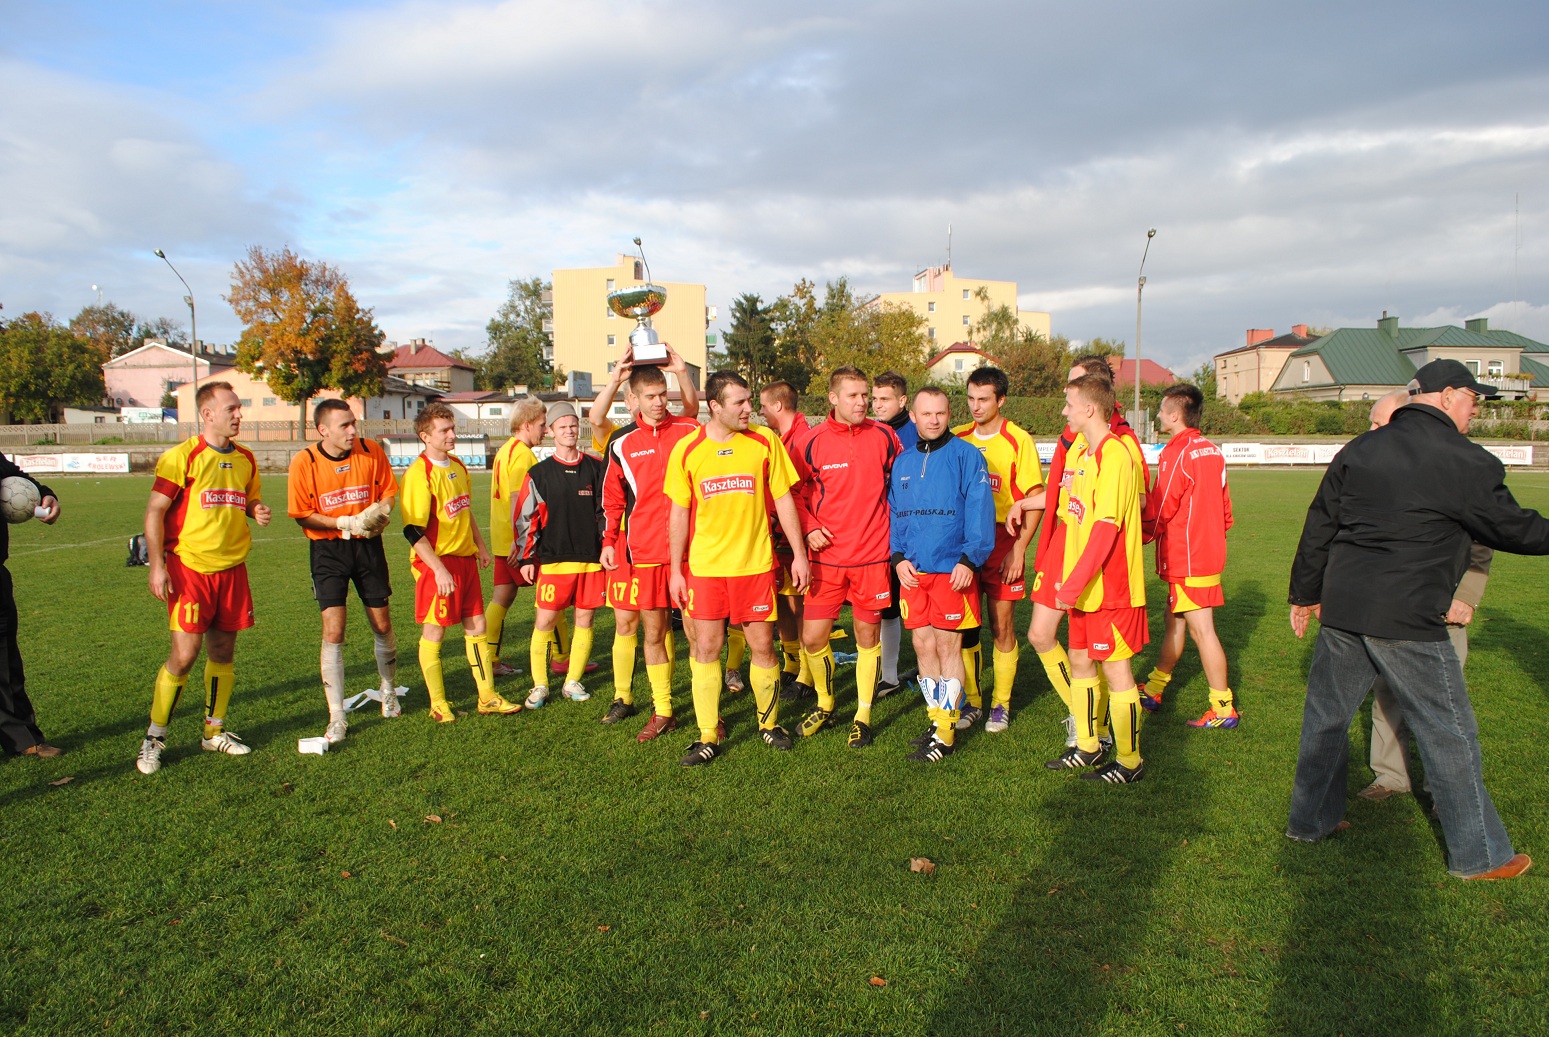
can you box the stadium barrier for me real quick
[1031,441,1535,466]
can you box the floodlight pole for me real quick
[1135,228,1156,427]
[153,249,198,411]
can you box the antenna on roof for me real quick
[946,224,952,268]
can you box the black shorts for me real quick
[880,564,903,620]
[310,537,392,610]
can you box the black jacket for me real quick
[511,453,607,566]
[0,453,53,566]
[1289,403,1549,640]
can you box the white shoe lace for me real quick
[325,719,348,743]
[137,738,164,773]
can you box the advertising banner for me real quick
[1484,445,1533,466]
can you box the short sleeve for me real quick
[287,451,314,518]
[766,434,797,500]
[152,445,186,499]
[663,438,694,509]
[1016,431,1044,492]
[400,462,432,526]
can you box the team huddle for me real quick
[132,350,1237,779]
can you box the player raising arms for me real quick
[512,403,607,709]
[401,403,522,721]
[952,366,1043,734]
[136,381,270,774]
[667,371,810,765]
[287,399,400,744]
[487,398,548,677]
[1139,383,1238,728]
[891,387,996,762]
[756,380,816,700]
[1045,373,1149,784]
[789,366,902,747]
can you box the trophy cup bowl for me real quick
[607,284,670,365]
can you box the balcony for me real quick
[1480,374,1534,398]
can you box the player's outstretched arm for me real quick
[664,345,699,419]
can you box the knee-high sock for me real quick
[420,637,447,710]
[664,630,677,676]
[960,630,983,708]
[781,638,802,677]
[935,676,963,746]
[149,666,186,736]
[646,661,673,717]
[1038,645,1073,711]
[1144,666,1173,700]
[553,610,572,662]
[797,644,813,685]
[374,630,398,691]
[466,633,496,704]
[879,615,901,684]
[1096,671,1112,739]
[485,600,509,661]
[1072,675,1103,753]
[751,664,780,730]
[689,658,722,743]
[854,642,881,725]
[202,660,235,735]
[1109,685,1142,769]
[726,627,747,672]
[530,628,558,691]
[321,640,346,720]
[566,626,594,684]
[1210,687,1236,714]
[992,645,1019,709]
[804,644,836,711]
[612,632,638,703]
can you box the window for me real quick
[954,358,965,371]
[962,314,970,326]
[606,279,616,291]
[263,397,276,407]
[383,411,391,420]
[607,334,616,347]
[489,407,503,417]
[606,307,616,319]
[928,327,936,340]
[1301,362,1310,384]
[416,400,426,411]
[962,289,970,300]
[927,301,936,313]
[239,398,253,406]
[1466,360,1480,375]
[606,361,616,373]
[1488,360,1503,376]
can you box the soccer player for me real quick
[0,453,62,759]
[891,387,995,762]
[1139,383,1238,729]
[1044,373,1149,784]
[487,398,550,677]
[512,403,607,709]
[135,381,271,774]
[756,380,815,700]
[287,399,401,744]
[789,366,903,747]
[601,362,702,739]
[870,371,916,699]
[401,402,522,721]
[953,366,1043,733]
[587,344,700,455]
[667,371,810,765]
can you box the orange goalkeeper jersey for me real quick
[287,438,398,541]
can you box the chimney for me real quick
[1378,314,1399,339]
[1291,324,1309,338]
[410,338,421,355]
[1246,328,1275,347]
[1465,317,1490,333]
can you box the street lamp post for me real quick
[1135,228,1156,437]
[153,250,198,417]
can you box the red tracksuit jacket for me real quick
[601,413,701,566]
[1141,426,1233,579]
[788,413,901,567]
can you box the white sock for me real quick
[147,723,168,739]
[374,630,397,691]
[322,640,346,719]
[880,615,901,684]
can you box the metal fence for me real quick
[0,416,528,447]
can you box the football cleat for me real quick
[680,740,722,767]
[380,688,402,719]
[551,659,600,676]
[324,718,348,744]
[429,702,456,723]
[1045,746,1106,770]
[874,679,902,700]
[493,661,521,678]
[909,723,939,748]
[1188,708,1240,729]
[1062,715,1078,748]
[1082,759,1146,784]
[781,680,816,703]
[724,670,746,694]
[798,708,835,738]
[636,713,678,743]
[201,730,251,755]
[760,726,794,751]
[847,721,874,749]
[954,705,983,730]
[984,705,1010,733]
[600,698,637,724]
[906,737,955,763]
[478,695,523,715]
[135,736,166,775]
[524,685,549,710]
[1138,683,1163,713]
[561,681,590,702]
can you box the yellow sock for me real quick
[1210,687,1236,714]
[781,639,802,676]
[689,658,722,743]
[961,641,983,708]
[202,660,235,736]
[466,633,496,703]
[530,628,557,692]
[1096,671,1112,740]
[804,645,836,711]
[927,706,958,747]
[420,637,448,711]
[485,600,509,661]
[1110,685,1142,769]
[646,661,673,717]
[149,665,186,732]
[1145,667,1174,698]
[553,610,572,663]
[854,642,881,725]
[566,625,594,685]
[992,645,1019,709]
[797,645,813,685]
[1072,675,1102,753]
[751,663,780,730]
[612,632,638,703]
[665,630,677,676]
[726,627,747,672]
[1037,645,1073,711]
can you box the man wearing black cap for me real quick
[1286,358,1549,880]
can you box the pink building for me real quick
[102,341,234,409]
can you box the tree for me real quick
[717,293,778,386]
[766,279,822,392]
[968,298,1073,396]
[481,277,553,390]
[1190,360,1218,399]
[0,312,107,422]
[70,303,138,357]
[228,246,388,425]
[1080,337,1126,359]
[762,278,930,395]
[133,316,189,351]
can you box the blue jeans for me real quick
[1286,624,1514,877]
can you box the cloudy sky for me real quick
[3,0,1547,377]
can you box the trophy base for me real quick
[630,343,670,366]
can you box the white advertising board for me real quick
[13,453,129,474]
[1220,443,1264,464]
[1484,445,1534,466]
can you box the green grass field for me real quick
[2,469,1547,1036]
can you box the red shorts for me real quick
[167,555,254,633]
[413,554,484,626]
[684,570,778,624]
[981,528,1029,600]
[774,552,802,597]
[899,572,982,631]
[536,568,606,611]
[493,557,533,588]
[805,560,891,624]
[1068,605,1149,661]
[1167,576,1224,614]
[606,559,673,612]
[1028,528,1065,609]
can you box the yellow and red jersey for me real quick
[664,424,796,578]
[152,436,261,574]
[1059,432,1145,611]
[401,453,477,560]
[1143,427,1233,579]
[953,418,1044,524]
[287,438,398,541]
[490,438,539,557]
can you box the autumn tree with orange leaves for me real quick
[227,246,388,426]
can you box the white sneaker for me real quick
[325,718,348,744]
[562,680,590,702]
[1062,715,1077,748]
[201,730,252,755]
[136,736,165,775]
[724,670,745,693]
[380,686,402,719]
[524,685,549,709]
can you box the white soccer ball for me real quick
[0,476,41,524]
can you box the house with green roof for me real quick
[1270,314,1548,401]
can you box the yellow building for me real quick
[874,264,1051,348]
[550,255,710,385]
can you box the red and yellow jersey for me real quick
[287,438,398,541]
[490,438,539,557]
[953,418,1044,523]
[152,436,261,574]
[1059,432,1145,610]
[401,453,477,560]
[664,424,796,577]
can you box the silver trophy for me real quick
[606,238,670,365]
